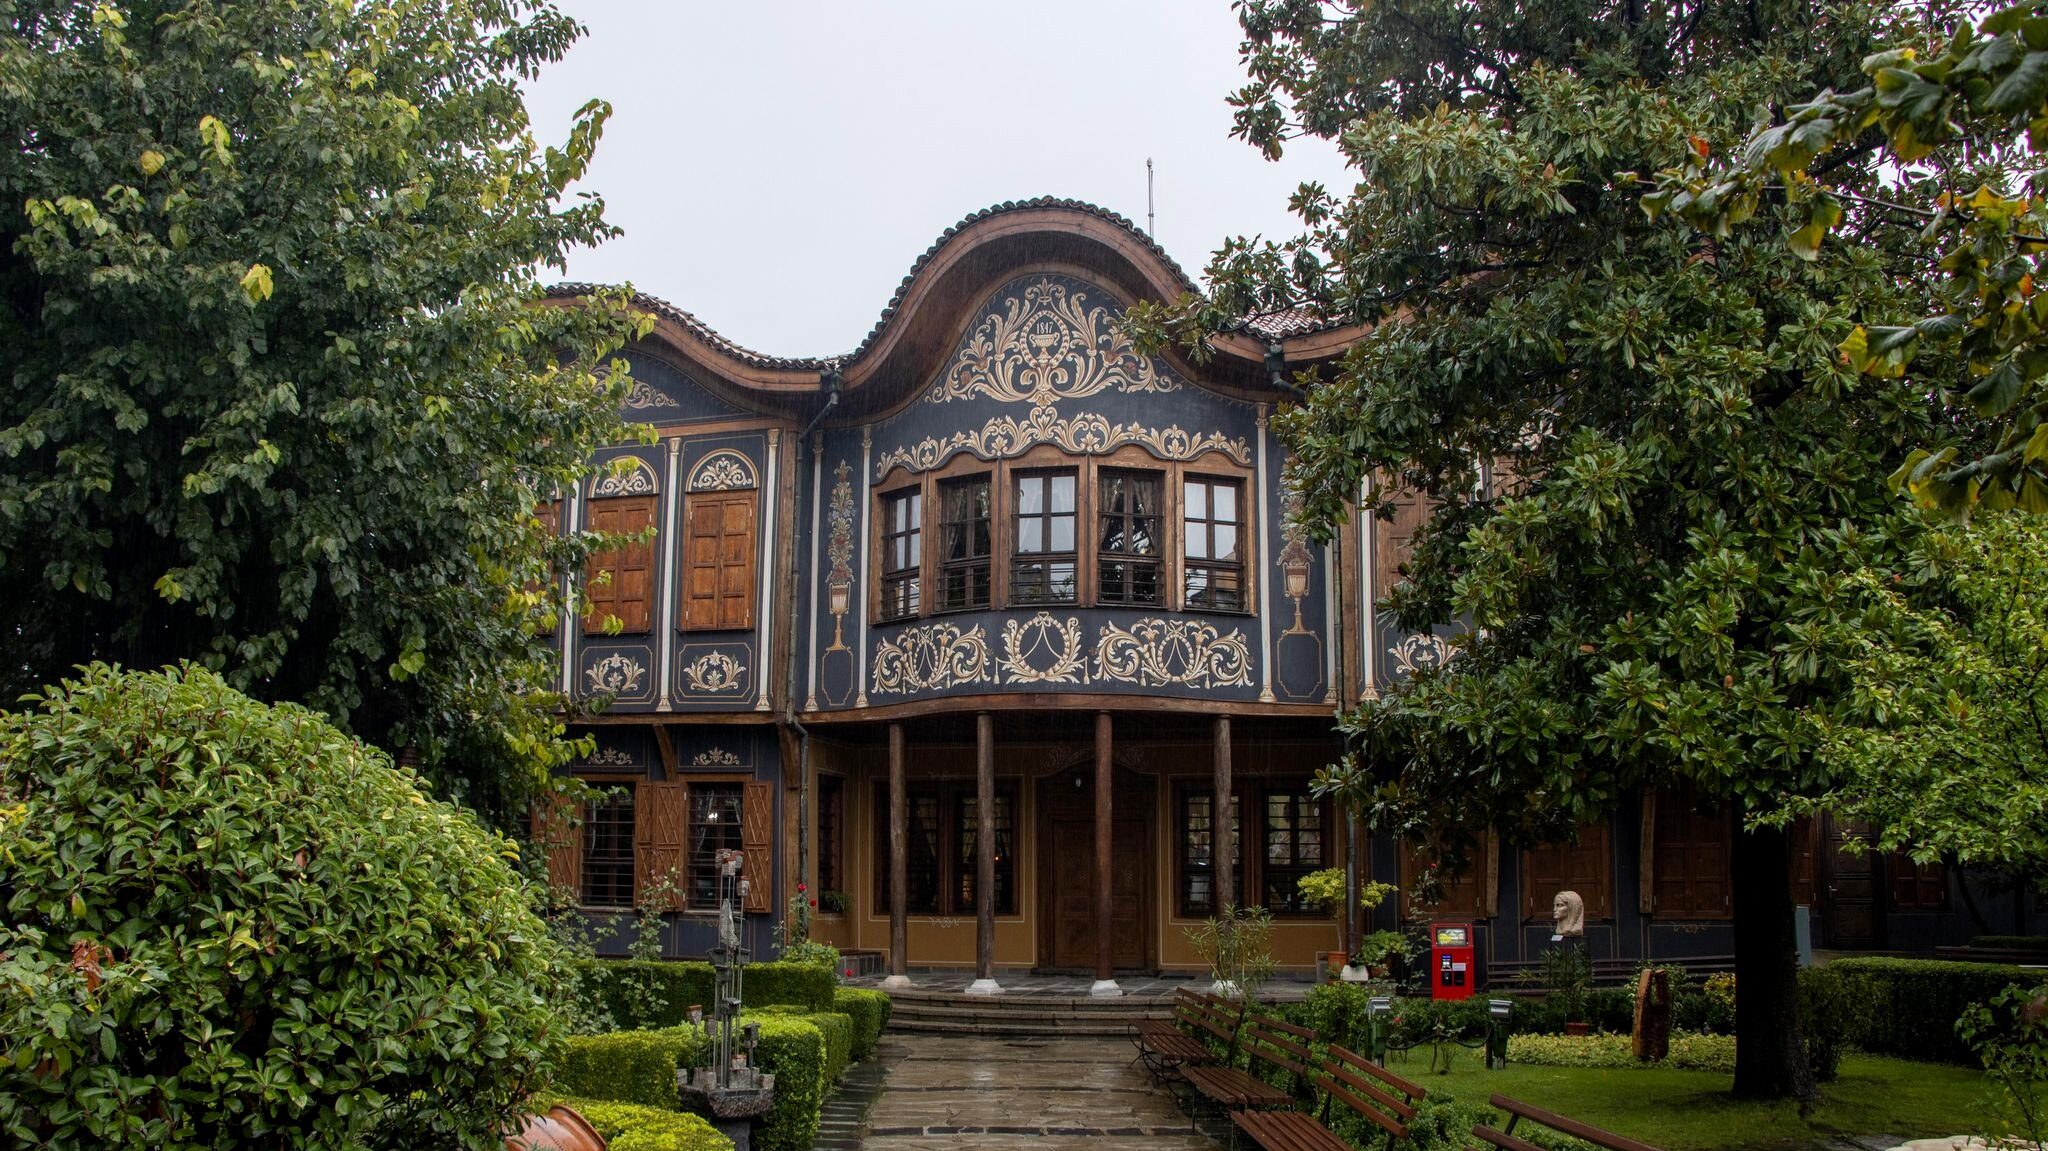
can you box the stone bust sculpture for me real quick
[1551,890,1585,940]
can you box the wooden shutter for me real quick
[742,780,773,913]
[531,792,582,896]
[584,495,657,634]
[1652,787,1731,919]
[1399,838,1484,919]
[682,493,757,631]
[1522,823,1612,921]
[1889,852,1948,910]
[634,781,688,912]
[1373,484,1433,602]
[1787,817,1817,906]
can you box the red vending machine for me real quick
[1430,921,1475,1000]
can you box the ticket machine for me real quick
[1430,920,1475,1001]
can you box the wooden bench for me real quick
[1178,1015,1310,1123]
[1233,1042,1426,1151]
[1471,1094,1664,1151]
[1132,990,1222,1078]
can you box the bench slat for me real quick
[1488,1094,1665,1151]
[1470,1124,1549,1151]
[1234,1109,1351,1151]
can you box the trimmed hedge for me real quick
[650,1014,826,1151]
[545,1098,732,1151]
[1827,956,2038,1065]
[750,1007,853,1084]
[833,988,892,1060]
[1507,1031,1736,1072]
[572,959,838,1028]
[556,1030,695,1109]
[1971,935,2048,954]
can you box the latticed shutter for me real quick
[634,781,688,912]
[584,495,657,634]
[742,780,773,913]
[682,493,757,631]
[1650,787,1732,919]
[531,792,582,896]
[1523,823,1612,921]
[1889,852,1948,910]
[1373,484,1434,603]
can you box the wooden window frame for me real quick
[1647,786,1733,921]
[869,449,1258,621]
[577,775,640,911]
[1259,786,1330,917]
[1009,467,1080,607]
[876,485,923,623]
[816,773,845,903]
[1182,473,1249,615]
[935,473,993,613]
[583,494,658,635]
[1174,783,1244,919]
[1096,466,1167,608]
[1521,823,1614,923]
[679,490,757,632]
[870,779,1019,917]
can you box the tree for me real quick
[1652,1,2048,514]
[1795,513,2048,883]
[0,0,650,821]
[1130,0,1969,1099]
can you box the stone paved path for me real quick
[854,1034,1220,1150]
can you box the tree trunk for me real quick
[1731,819,1815,1101]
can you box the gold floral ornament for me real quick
[1391,632,1456,676]
[584,652,647,695]
[874,408,1250,480]
[998,612,1089,684]
[929,279,1180,406]
[1095,618,1252,689]
[681,651,747,693]
[873,622,993,694]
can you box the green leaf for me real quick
[1985,49,2048,113]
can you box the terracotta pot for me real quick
[505,1105,605,1151]
[1564,1021,1590,1037]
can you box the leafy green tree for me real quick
[1652,2,2048,514]
[1794,514,2048,881]
[1132,0,1970,1099]
[0,0,649,820]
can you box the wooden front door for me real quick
[1037,766,1152,971]
[1820,816,1883,949]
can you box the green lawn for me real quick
[1389,1053,2002,1151]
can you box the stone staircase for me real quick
[880,988,1175,1038]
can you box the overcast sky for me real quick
[520,1,1354,358]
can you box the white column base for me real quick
[1339,965,1374,983]
[1210,979,1241,1000]
[1090,979,1124,998]
[965,978,1004,996]
[880,974,914,990]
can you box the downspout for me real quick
[785,368,842,919]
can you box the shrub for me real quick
[556,1031,695,1108]
[1799,964,1853,1083]
[1957,980,2048,1142]
[542,1098,733,1151]
[833,987,892,1060]
[1972,936,2048,955]
[572,959,838,1028]
[750,1007,852,1084]
[1507,1031,1735,1073]
[1829,956,2037,1065]
[0,664,565,1151]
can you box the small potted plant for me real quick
[1297,869,1399,981]
[1541,941,1593,1035]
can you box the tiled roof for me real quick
[545,196,1345,371]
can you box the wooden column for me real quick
[968,713,1001,994]
[1214,716,1234,915]
[1092,711,1120,995]
[884,722,909,987]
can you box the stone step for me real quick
[882,1018,1144,1037]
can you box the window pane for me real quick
[1216,484,1237,520]
[1050,515,1074,552]
[1051,474,1075,511]
[1019,519,1043,553]
[1215,524,1238,562]
[1185,480,1206,519]
[581,785,636,909]
[1018,476,1043,515]
[1188,525,1209,560]
[688,784,745,907]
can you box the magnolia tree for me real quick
[0,0,649,822]
[1131,0,1982,1100]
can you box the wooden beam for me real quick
[651,724,679,777]
[1214,716,1234,915]
[977,712,996,984]
[1095,711,1115,985]
[887,722,908,981]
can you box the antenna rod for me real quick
[1146,158,1155,236]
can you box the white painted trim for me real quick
[560,488,579,695]
[655,438,682,712]
[805,436,823,712]
[1324,539,1340,704]
[1255,407,1275,703]
[1360,477,1379,700]
[856,428,872,708]
[755,431,780,712]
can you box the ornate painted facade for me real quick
[538,199,2037,974]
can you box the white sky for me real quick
[521,1,1354,358]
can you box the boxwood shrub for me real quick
[573,959,837,1028]
[0,665,567,1151]
[556,1031,696,1108]
[833,987,892,1060]
[541,1098,732,1151]
[1507,1031,1736,1072]
[1827,957,2038,1065]
[751,1007,852,1084]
